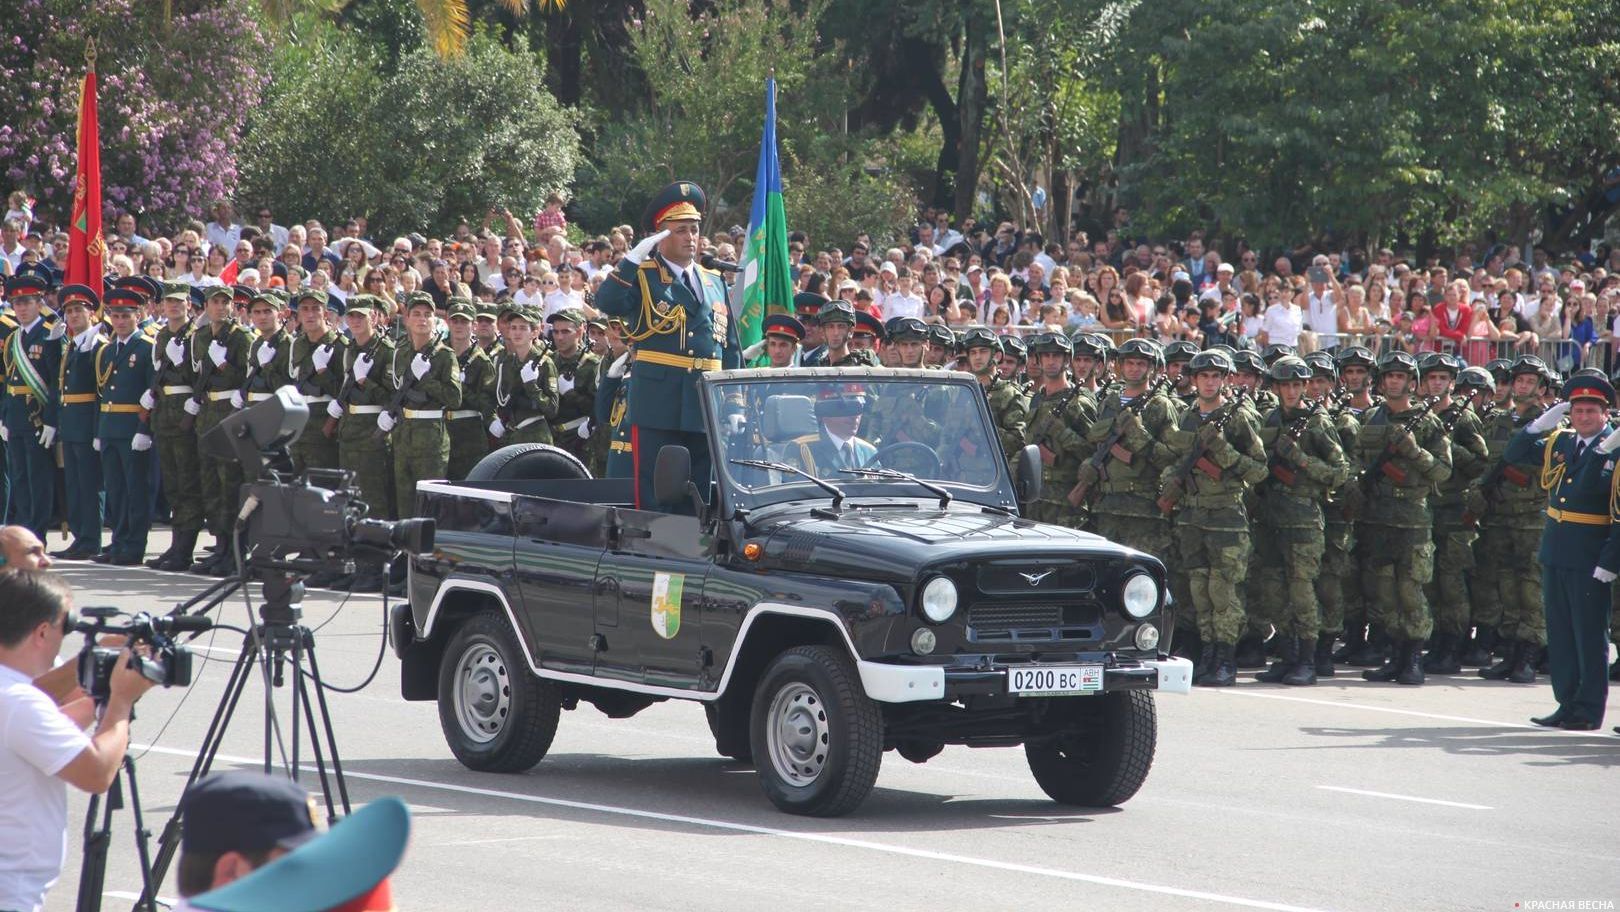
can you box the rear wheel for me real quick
[750,645,882,817]
[1024,691,1156,807]
[437,612,559,772]
[467,443,590,481]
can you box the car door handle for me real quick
[596,577,618,594]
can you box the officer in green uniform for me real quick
[234,292,294,410]
[593,181,742,510]
[95,292,156,565]
[53,285,105,558]
[489,306,559,446]
[1357,351,1453,686]
[288,290,347,474]
[954,326,1027,471]
[1508,374,1620,731]
[1253,356,1350,685]
[141,285,204,570]
[1022,331,1095,528]
[190,286,255,575]
[1157,350,1268,685]
[1,273,61,540]
[1417,352,1490,674]
[382,295,461,516]
[546,308,600,466]
[445,299,494,481]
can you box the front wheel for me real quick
[750,645,883,817]
[1024,690,1156,807]
[437,612,560,772]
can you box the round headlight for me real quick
[1122,573,1159,619]
[910,627,937,655]
[920,576,958,623]
[1134,623,1160,651]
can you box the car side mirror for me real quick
[1014,444,1042,506]
[653,445,692,508]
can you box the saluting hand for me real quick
[625,229,670,266]
[1526,400,1569,434]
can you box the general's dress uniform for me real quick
[489,306,559,446]
[1505,375,1620,731]
[594,181,742,510]
[191,287,255,573]
[547,308,601,469]
[288,291,347,473]
[1,273,62,538]
[55,285,105,558]
[145,290,205,570]
[96,296,156,564]
[445,300,494,481]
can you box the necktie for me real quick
[845,441,858,469]
[1575,440,1587,461]
[683,269,701,305]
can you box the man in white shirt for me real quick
[204,200,241,253]
[0,570,155,912]
[544,268,586,319]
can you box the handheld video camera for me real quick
[74,607,209,703]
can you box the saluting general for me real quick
[594,181,741,510]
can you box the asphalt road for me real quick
[42,546,1620,912]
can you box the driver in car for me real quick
[783,394,879,478]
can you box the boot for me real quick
[1362,640,1405,682]
[1283,638,1318,685]
[1332,623,1365,662]
[1348,625,1391,666]
[1459,625,1496,667]
[1479,640,1519,680]
[1313,637,1337,677]
[1197,643,1237,687]
[1396,641,1425,685]
[1255,637,1299,683]
[144,540,178,570]
[187,546,221,574]
[1193,642,1216,681]
[1422,633,1462,675]
[1234,634,1268,669]
[157,530,199,572]
[1507,643,1539,684]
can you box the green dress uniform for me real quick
[147,308,206,569]
[597,352,633,479]
[1505,379,1620,729]
[547,310,601,469]
[387,335,461,517]
[1,274,61,539]
[288,308,347,473]
[448,342,495,481]
[330,309,397,521]
[491,341,560,446]
[95,312,155,563]
[191,304,255,562]
[56,286,105,557]
[593,180,742,510]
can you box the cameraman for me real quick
[0,570,155,912]
[0,526,51,570]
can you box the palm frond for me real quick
[417,0,471,58]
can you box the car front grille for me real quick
[966,602,1102,642]
[975,562,1096,596]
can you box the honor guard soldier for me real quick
[444,299,494,481]
[760,314,805,369]
[326,294,397,525]
[288,290,347,473]
[383,294,461,516]
[95,291,156,565]
[1022,330,1096,527]
[2,273,62,539]
[802,300,854,368]
[1072,338,1181,556]
[593,180,742,510]
[488,305,559,446]
[54,285,106,559]
[143,284,205,570]
[1509,374,1620,731]
[1355,351,1452,686]
[235,291,294,410]
[546,307,600,466]
[850,310,884,362]
[1417,352,1490,674]
[792,292,826,360]
[474,301,503,355]
[191,285,255,575]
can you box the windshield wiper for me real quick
[730,458,845,509]
[839,467,953,509]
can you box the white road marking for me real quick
[133,744,1336,912]
[1203,688,1608,732]
[1315,786,1493,810]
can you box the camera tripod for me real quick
[135,558,354,911]
[76,751,159,912]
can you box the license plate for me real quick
[1008,664,1103,696]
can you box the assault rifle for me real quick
[1067,375,1173,507]
[1268,398,1324,487]
[1027,383,1085,467]
[378,346,427,440]
[1360,397,1436,490]
[325,335,385,438]
[1156,387,1248,514]
[181,327,218,433]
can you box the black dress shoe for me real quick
[1530,712,1567,728]
[111,553,145,566]
[90,551,115,564]
[1559,718,1600,731]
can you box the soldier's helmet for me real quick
[999,333,1028,361]
[1270,355,1314,382]
[1231,349,1266,376]
[1164,340,1200,364]
[1455,366,1496,394]
[887,317,929,343]
[1070,332,1107,360]
[926,323,955,349]
[1484,358,1512,382]
[1261,342,1297,365]
[1117,337,1163,368]
[959,325,1001,353]
[1417,351,1462,376]
[1187,350,1234,375]
[1304,350,1338,378]
[1334,345,1376,369]
[1207,343,1238,358]
[1376,350,1419,376]
[1027,330,1073,356]
[1508,353,1548,378]
[1089,333,1117,360]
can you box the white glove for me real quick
[1526,400,1570,434]
[1597,428,1620,455]
[1595,566,1618,584]
[131,433,153,451]
[256,343,276,367]
[576,420,592,440]
[0,426,8,443]
[230,391,244,409]
[742,340,766,361]
[411,352,431,380]
[92,438,101,452]
[725,414,745,435]
[326,400,343,419]
[607,351,630,379]
[183,398,200,416]
[354,352,373,382]
[624,229,670,266]
[312,344,334,372]
[377,412,396,433]
[558,373,574,395]
[139,390,155,410]
[165,338,186,365]
[519,360,540,385]
[47,322,64,341]
[488,416,506,438]
[208,340,228,367]
[37,426,54,448]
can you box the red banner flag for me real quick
[66,42,103,300]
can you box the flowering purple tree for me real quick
[0,0,268,230]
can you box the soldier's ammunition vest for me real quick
[1483,406,1544,515]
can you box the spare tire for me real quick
[466,444,591,482]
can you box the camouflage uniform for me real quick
[331,310,396,521]
[1425,398,1490,667]
[447,340,495,481]
[492,341,560,447]
[1466,399,1548,680]
[1080,363,1182,565]
[389,336,462,516]
[288,320,347,473]
[550,342,601,468]
[191,308,254,553]
[150,315,205,547]
[1023,382,1095,527]
[1318,402,1362,664]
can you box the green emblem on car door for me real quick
[651,571,684,639]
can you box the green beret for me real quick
[446,300,477,321]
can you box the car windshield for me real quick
[707,372,1005,496]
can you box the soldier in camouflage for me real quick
[1332,345,1386,666]
[488,306,560,446]
[142,285,206,572]
[189,286,254,575]
[383,295,462,516]
[546,308,600,467]
[1451,366,1504,666]
[955,326,1027,469]
[1307,351,1362,676]
[1417,352,1491,673]
[287,290,347,474]
[445,299,494,481]
[327,294,396,524]
[1022,331,1095,528]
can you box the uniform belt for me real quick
[247,392,273,402]
[1099,480,1154,495]
[162,385,194,396]
[1373,481,1428,500]
[1181,493,1245,509]
[634,349,721,371]
[348,405,384,415]
[514,415,547,430]
[558,416,589,431]
[303,395,333,403]
[610,440,632,452]
[403,408,443,419]
[61,393,97,404]
[6,385,34,396]
[1546,507,1610,526]
[447,409,480,420]
[100,403,142,414]
[206,391,235,401]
